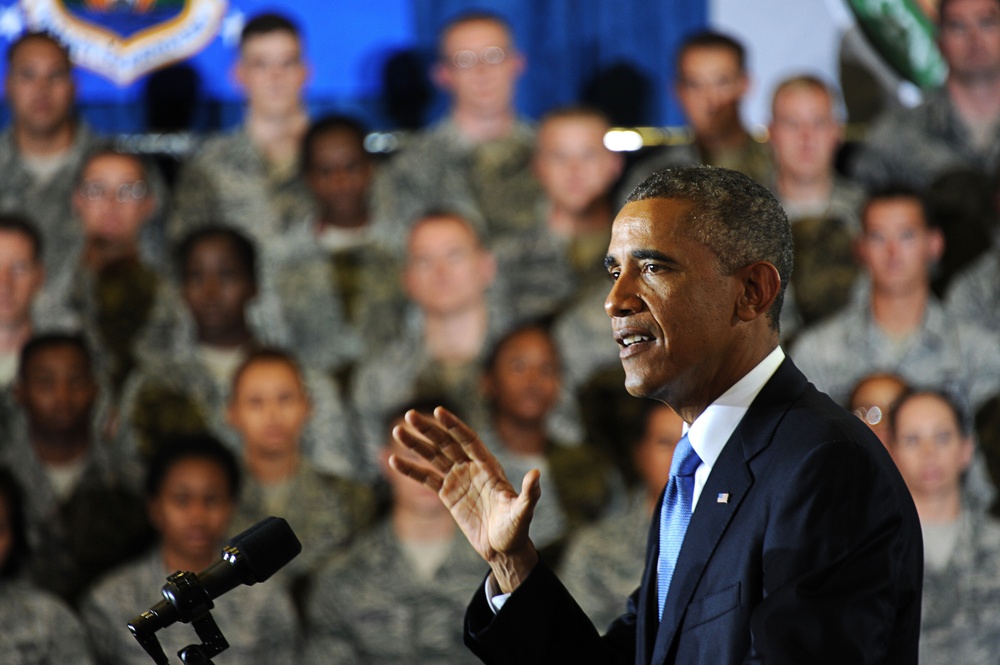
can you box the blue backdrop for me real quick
[0,0,707,133]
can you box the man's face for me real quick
[305,129,372,221]
[769,86,841,182]
[228,360,310,459]
[891,394,973,499]
[17,344,96,438]
[149,457,234,565]
[534,115,623,216]
[236,31,307,117]
[604,198,745,410]
[858,198,941,296]
[939,0,1000,83]
[434,19,524,117]
[74,154,153,246]
[5,38,75,138]
[404,216,495,317]
[182,237,256,340]
[484,328,561,425]
[0,231,43,328]
[676,46,747,140]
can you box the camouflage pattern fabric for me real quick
[0,578,94,665]
[370,118,541,255]
[947,249,1000,332]
[918,509,1000,665]
[169,128,315,245]
[853,88,1000,189]
[301,521,486,665]
[558,492,651,632]
[1,415,154,604]
[790,294,1000,411]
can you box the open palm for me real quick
[390,407,541,588]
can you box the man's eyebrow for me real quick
[605,249,680,270]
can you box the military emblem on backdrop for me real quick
[21,0,227,85]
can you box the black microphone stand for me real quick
[129,570,230,665]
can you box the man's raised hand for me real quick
[389,406,541,592]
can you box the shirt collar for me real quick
[685,346,785,473]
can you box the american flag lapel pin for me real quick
[717,493,730,504]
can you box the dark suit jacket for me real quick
[464,358,923,665]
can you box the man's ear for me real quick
[735,261,781,322]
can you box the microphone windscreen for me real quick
[229,516,302,583]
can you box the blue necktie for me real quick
[657,433,701,619]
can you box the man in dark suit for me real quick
[391,166,923,664]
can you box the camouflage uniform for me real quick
[558,491,650,632]
[776,177,868,339]
[552,277,619,392]
[0,124,105,280]
[947,249,1000,331]
[81,548,299,665]
[853,87,1000,189]
[0,414,153,604]
[230,461,376,591]
[0,578,94,665]
[302,521,486,665]
[790,293,1000,410]
[58,256,170,395]
[491,199,611,321]
[370,118,542,255]
[350,302,515,463]
[117,312,369,488]
[616,136,774,207]
[919,509,1000,665]
[265,217,399,374]
[169,128,315,245]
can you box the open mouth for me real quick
[621,334,653,348]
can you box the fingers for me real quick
[393,416,459,474]
[405,408,474,466]
[433,406,494,463]
[387,452,444,493]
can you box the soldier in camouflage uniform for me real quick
[853,0,1000,190]
[0,467,95,665]
[267,114,400,379]
[370,12,541,255]
[0,32,107,283]
[170,13,313,246]
[3,334,152,604]
[227,348,376,597]
[492,106,623,321]
[790,189,1000,410]
[766,75,866,338]
[82,437,299,665]
[559,402,683,631]
[617,31,773,205]
[351,212,514,463]
[116,227,367,487]
[889,389,1000,665]
[302,403,487,665]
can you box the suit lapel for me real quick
[647,359,808,663]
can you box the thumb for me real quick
[518,468,542,512]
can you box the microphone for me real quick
[128,516,301,639]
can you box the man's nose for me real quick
[605,272,642,317]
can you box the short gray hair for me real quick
[626,166,793,332]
